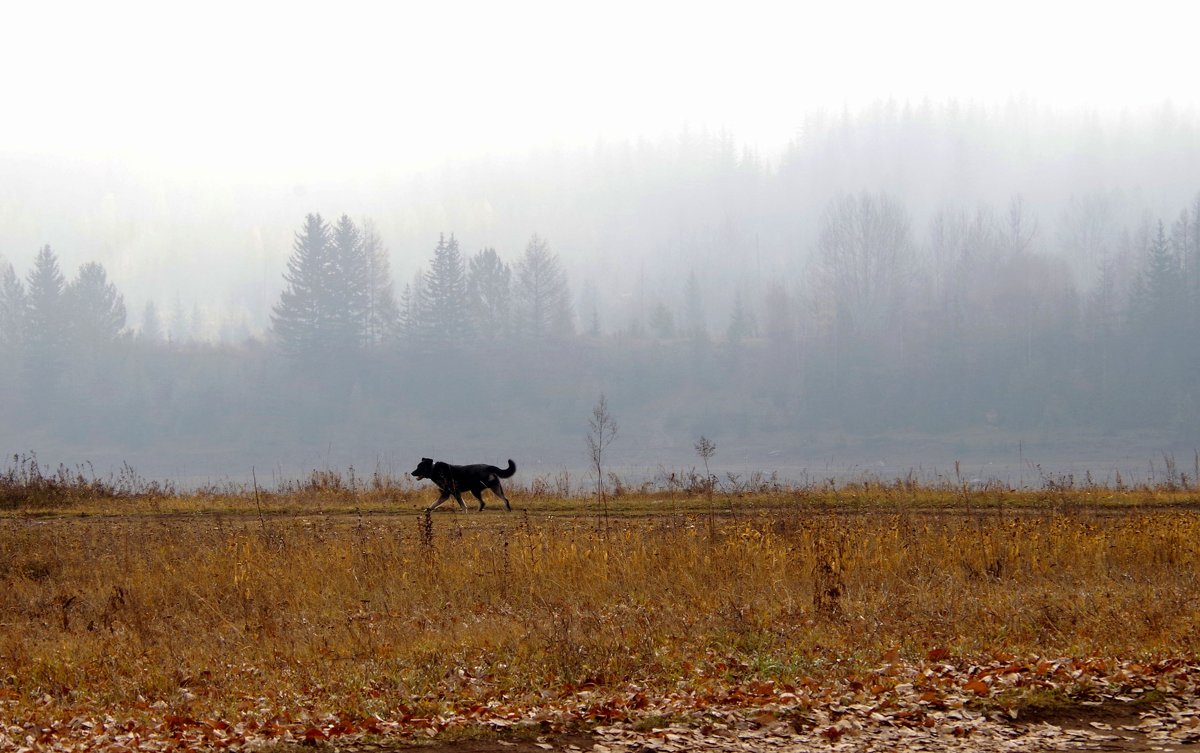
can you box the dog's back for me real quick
[455,459,516,486]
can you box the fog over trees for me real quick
[2,101,1199,484]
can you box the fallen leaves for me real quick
[590,657,1200,752]
[2,655,1199,751]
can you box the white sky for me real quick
[2,0,1197,179]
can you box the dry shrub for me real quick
[1,499,1199,723]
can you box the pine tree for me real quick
[1173,194,1200,326]
[398,268,428,345]
[1130,221,1182,331]
[25,245,68,382]
[514,234,573,339]
[423,234,471,342]
[361,219,400,346]
[139,301,163,343]
[649,302,675,339]
[0,261,27,353]
[271,214,334,358]
[726,289,756,345]
[330,214,370,347]
[169,295,189,344]
[272,213,390,357]
[467,247,511,338]
[66,261,127,348]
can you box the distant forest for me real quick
[2,103,1200,479]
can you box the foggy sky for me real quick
[4,1,1198,174]
[3,103,1198,341]
[5,1,1199,323]
[4,1,1200,485]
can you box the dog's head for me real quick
[412,457,435,480]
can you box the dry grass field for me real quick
[2,466,1200,750]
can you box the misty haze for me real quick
[4,101,1200,488]
[4,0,1200,490]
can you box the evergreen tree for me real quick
[423,234,471,342]
[271,213,334,358]
[1130,221,1182,331]
[66,261,127,348]
[168,295,189,344]
[139,300,164,343]
[726,289,756,345]
[466,247,511,338]
[189,303,208,343]
[398,268,428,345]
[514,234,573,339]
[1172,194,1200,326]
[25,245,68,383]
[1171,207,1193,290]
[361,219,400,346]
[0,261,27,352]
[649,302,675,339]
[271,213,388,357]
[330,214,370,346]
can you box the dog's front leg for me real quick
[427,491,451,512]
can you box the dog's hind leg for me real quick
[470,489,486,512]
[490,481,512,511]
[452,491,468,512]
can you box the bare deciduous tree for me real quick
[694,435,717,533]
[587,393,617,528]
[817,191,914,339]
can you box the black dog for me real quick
[412,457,516,512]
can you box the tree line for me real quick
[3,187,1200,465]
[0,246,127,393]
[253,189,1200,437]
[269,213,574,359]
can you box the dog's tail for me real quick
[497,459,516,478]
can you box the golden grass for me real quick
[1,483,1199,732]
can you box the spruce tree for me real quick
[726,289,756,345]
[66,261,127,348]
[0,261,26,353]
[398,268,428,345]
[330,214,369,347]
[25,245,68,383]
[466,247,511,338]
[649,302,675,339]
[361,219,400,346]
[1131,221,1182,331]
[169,295,189,343]
[139,300,164,343]
[423,234,471,342]
[514,234,573,339]
[271,213,334,358]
